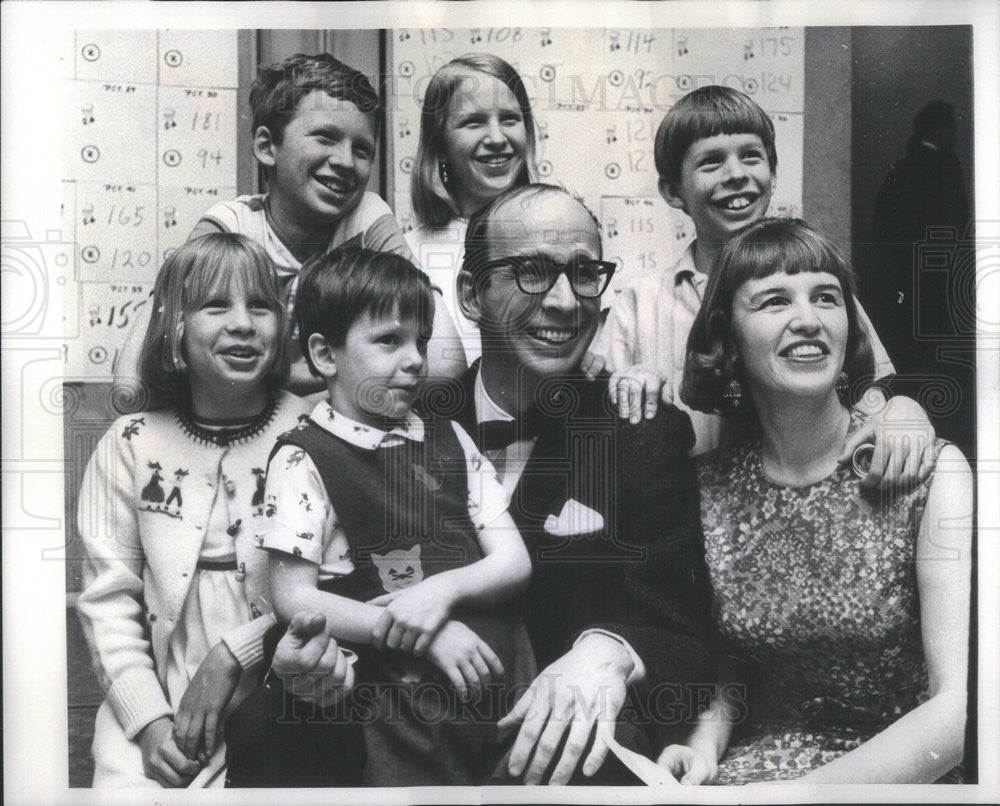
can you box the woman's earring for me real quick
[439,161,449,186]
[835,371,850,397]
[723,379,743,407]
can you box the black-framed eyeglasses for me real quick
[480,255,616,298]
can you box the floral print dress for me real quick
[697,417,953,784]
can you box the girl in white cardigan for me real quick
[77,233,312,787]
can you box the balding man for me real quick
[434,184,714,784]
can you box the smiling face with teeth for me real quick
[441,71,528,217]
[463,188,602,387]
[254,89,376,236]
[730,271,849,405]
[182,274,280,419]
[660,132,775,249]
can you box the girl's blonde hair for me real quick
[411,54,539,227]
[139,233,291,407]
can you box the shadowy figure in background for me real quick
[871,101,973,458]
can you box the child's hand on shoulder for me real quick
[424,619,504,702]
[610,363,668,423]
[369,574,459,655]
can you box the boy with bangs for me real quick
[116,53,464,398]
[593,86,934,487]
[225,246,535,787]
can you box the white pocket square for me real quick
[544,498,605,536]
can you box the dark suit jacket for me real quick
[423,364,716,727]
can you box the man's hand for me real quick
[271,612,355,708]
[173,641,241,763]
[137,715,201,787]
[657,744,717,785]
[368,574,458,655]
[424,619,504,702]
[841,394,937,488]
[497,634,632,785]
[609,364,667,424]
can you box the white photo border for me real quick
[2,2,997,804]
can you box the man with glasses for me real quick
[262,184,714,786]
[442,184,714,784]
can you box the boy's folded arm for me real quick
[367,512,530,654]
[446,421,531,608]
[441,511,532,608]
[268,551,383,645]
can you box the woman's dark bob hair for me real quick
[680,217,875,416]
[138,232,291,407]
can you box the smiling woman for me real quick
[666,219,972,785]
[682,218,873,425]
[729,271,850,411]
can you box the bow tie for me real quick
[479,416,544,452]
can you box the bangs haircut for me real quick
[681,218,875,416]
[250,52,381,143]
[295,246,435,375]
[139,233,291,407]
[411,54,539,227]
[654,85,777,187]
[462,183,602,285]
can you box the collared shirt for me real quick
[474,371,537,497]
[262,402,509,581]
[594,242,724,455]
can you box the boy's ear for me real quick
[457,269,485,325]
[306,333,337,378]
[253,126,278,169]
[658,177,688,213]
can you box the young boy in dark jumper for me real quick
[226,246,534,787]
